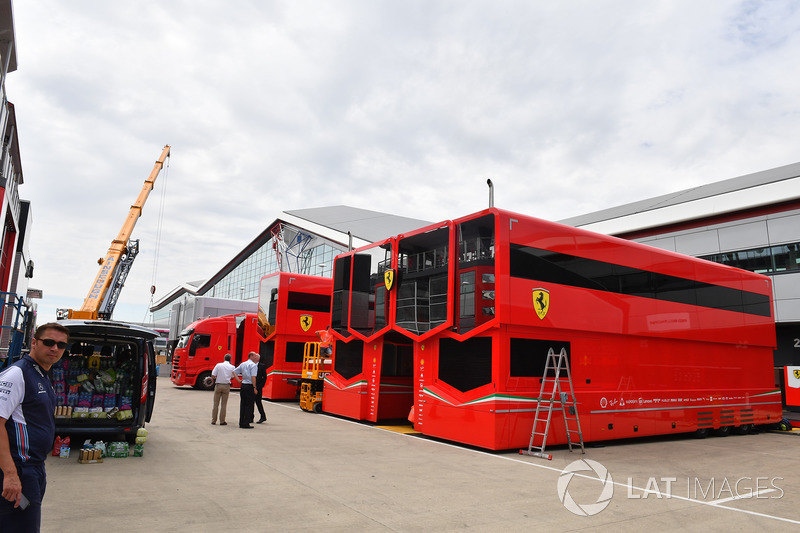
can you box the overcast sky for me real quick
[8,1,800,324]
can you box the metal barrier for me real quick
[0,291,32,370]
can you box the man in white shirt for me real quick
[210,354,238,426]
[234,352,259,429]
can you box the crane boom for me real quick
[63,145,170,320]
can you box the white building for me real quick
[0,0,36,361]
[560,161,800,368]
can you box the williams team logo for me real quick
[384,269,395,291]
[300,314,313,332]
[532,288,550,320]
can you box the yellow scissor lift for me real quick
[299,342,332,413]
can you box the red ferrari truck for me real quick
[325,208,781,450]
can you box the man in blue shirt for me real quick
[0,322,69,532]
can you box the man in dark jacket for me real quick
[0,322,69,532]
[254,357,267,424]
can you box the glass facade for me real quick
[700,242,800,275]
[209,240,280,300]
[153,223,347,337]
[208,224,344,302]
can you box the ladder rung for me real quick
[519,450,553,460]
[523,348,585,460]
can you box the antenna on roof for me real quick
[487,179,494,208]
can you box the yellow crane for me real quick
[59,145,170,320]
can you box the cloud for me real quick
[8,0,800,323]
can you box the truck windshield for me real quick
[176,333,192,349]
[259,275,281,326]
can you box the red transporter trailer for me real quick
[330,208,781,450]
[324,240,415,421]
[257,272,332,400]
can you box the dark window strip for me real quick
[509,244,771,317]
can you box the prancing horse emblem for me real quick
[794,369,800,380]
[384,269,395,291]
[532,288,550,320]
[300,314,312,332]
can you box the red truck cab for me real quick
[171,313,262,390]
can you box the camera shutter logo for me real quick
[557,459,614,516]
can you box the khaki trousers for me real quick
[212,383,231,423]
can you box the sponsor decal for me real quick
[86,256,116,301]
[786,367,800,389]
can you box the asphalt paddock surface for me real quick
[41,377,800,532]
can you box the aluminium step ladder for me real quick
[519,348,585,460]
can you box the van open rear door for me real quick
[145,340,157,423]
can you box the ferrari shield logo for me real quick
[532,288,550,320]
[384,269,395,291]
[300,314,312,332]
[794,369,800,380]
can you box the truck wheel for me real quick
[195,371,214,391]
[313,402,322,414]
[713,425,732,437]
[733,424,751,435]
